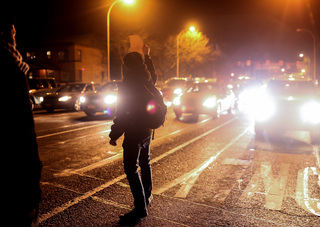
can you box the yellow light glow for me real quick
[123,0,134,5]
[189,26,196,32]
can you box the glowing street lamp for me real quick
[107,0,134,82]
[177,26,197,77]
[189,26,196,32]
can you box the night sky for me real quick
[12,0,320,66]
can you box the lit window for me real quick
[26,52,36,60]
[47,51,51,59]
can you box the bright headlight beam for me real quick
[58,96,72,102]
[253,93,276,122]
[79,96,86,103]
[173,88,183,95]
[300,101,320,124]
[203,97,216,108]
[104,95,117,104]
[173,97,181,106]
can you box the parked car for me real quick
[41,82,99,112]
[172,80,235,120]
[80,81,121,117]
[253,76,320,143]
[28,78,57,110]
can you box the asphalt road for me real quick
[34,107,320,226]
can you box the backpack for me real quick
[141,82,167,129]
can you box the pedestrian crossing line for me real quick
[151,117,238,165]
[313,145,320,169]
[37,122,111,139]
[158,193,287,226]
[238,162,290,211]
[154,126,249,197]
[91,196,191,227]
[212,168,247,203]
[40,117,237,223]
[53,117,225,178]
[265,164,289,210]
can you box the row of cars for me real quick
[30,80,120,117]
[30,77,236,121]
[29,75,320,143]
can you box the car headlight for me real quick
[58,96,72,102]
[300,101,320,124]
[39,97,44,102]
[254,95,276,122]
[173,96,181,106]
[173,88,182,95]
[79,96,86,103]
[203,97,216,108]
[104,95,117,104]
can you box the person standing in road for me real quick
[0,14,42,226]
[109,44,157,224]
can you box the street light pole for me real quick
[176,26,196,78]
[107,0,134,82]
[297,28,316,81]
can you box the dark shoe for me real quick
[119,208,148,225]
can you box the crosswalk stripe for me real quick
[265,164,290,210]
[239,162,290,211]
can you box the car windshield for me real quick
[28,79,56,90]
[98,82,119,92]
[57,84,85,93]
[268,80,317,97]
[186,83,219,93]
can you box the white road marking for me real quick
[54,117,237,177]
[151,117,238,165]
[313,145,320,169]
[53,152,122,177]
[265,164,289,210]
[91,196,191,226]
[213,159,250,203]
[154,126,248,197]
[296,167,320,216]
[39,117,237,223]
[37,122,111,139]
[239,162,290,211]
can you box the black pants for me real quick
[123,137,152,211]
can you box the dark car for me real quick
[28,78,57,110]
[172,80,235,120]
[41,82,99,112]
[161,77,194,105]
[80,81,121,117]
[253,77,320,143]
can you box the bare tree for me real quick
[163,30,220,79]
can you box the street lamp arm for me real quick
[107,0,121,82]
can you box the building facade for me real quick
[26,36,107,84]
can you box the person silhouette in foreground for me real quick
[0,15,42,226]
[109,45,156,224]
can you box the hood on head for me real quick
[123,52,145,70]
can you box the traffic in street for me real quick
[34,104,320,226]
[4,0,320,225]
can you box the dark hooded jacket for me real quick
[109,52,157,143]
[1,34,42,210]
